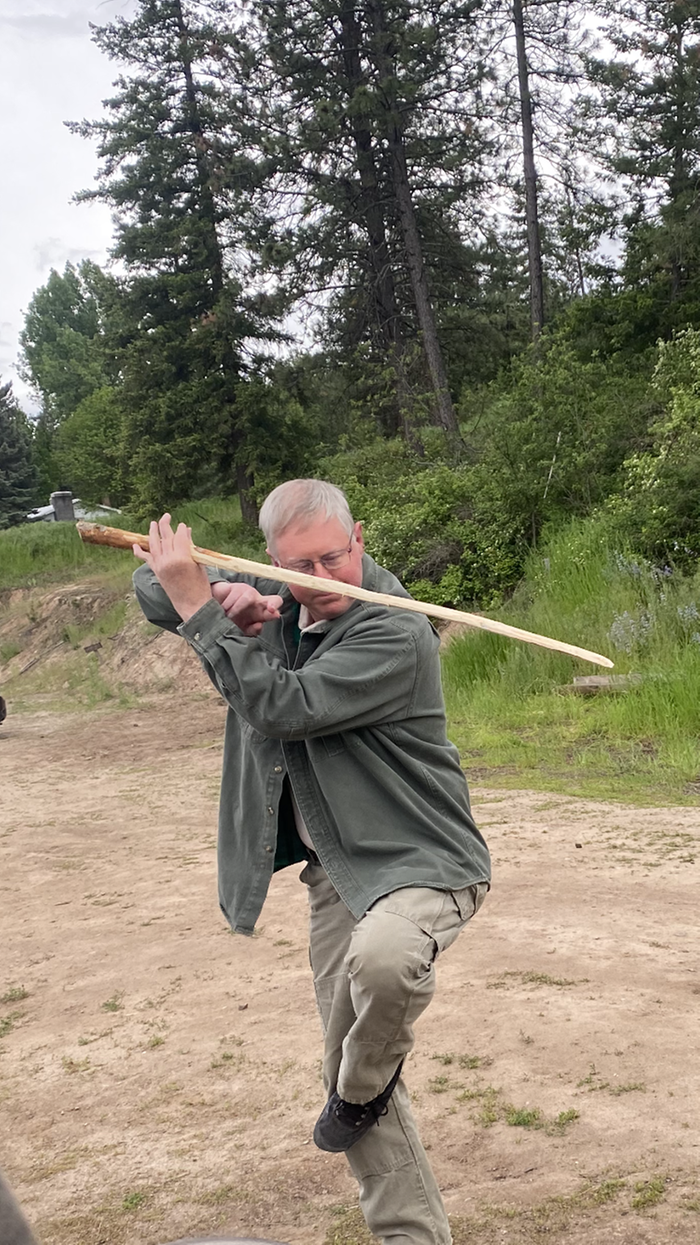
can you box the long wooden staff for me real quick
[77,521,614,668]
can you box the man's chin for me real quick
[308,592,352,620]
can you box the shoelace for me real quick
[333,1060,403,1131]
[334,1096,390,1129]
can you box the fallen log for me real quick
[561,674,642,695]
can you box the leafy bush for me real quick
[463,334,653,543]
[608,328,700,562]
[321,439,525,606]
[321,326,655,608]
[54,386,127,507]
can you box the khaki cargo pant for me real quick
[301,862,488,1245]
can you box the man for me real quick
[133,479,490,1245]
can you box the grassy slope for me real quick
[2,505,699,804]
[0,497,265,592]
[442,518,700,805]
[0,498,266,711]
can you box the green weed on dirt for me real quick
[0,986,28,1004]
[5,650,132,713]
[324,1204,375,1245]
[631,1176,667,1209]
[324,1173,645,1245]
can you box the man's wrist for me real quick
[170,587,213,622]
[178,595,235,646]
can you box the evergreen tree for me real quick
[589,0,700,318]
[69,0,281,519]
[479,0,607,330]
[239,0,492,439]
[0,382,39,528]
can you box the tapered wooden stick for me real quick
[77,521,614,668]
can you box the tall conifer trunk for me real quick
[670,13,686,301]
[339,2,417,443]
[513,0,545,341]
[175,0,257,522]
[365,0,460,437]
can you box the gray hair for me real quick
[259,479,354,550]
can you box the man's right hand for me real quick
[211,581,283,637]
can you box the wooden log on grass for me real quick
[561,674,642,695]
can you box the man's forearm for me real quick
[133,564,224,633]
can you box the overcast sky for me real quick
[0,0,139,413]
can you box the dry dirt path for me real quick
[1,692,699,1245]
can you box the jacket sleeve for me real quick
[176,596,421,739]
[132,563,264,635]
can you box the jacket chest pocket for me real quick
[321,733,346,757]
[241,719,271,746]
[320,731,363,757]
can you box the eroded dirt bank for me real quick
[1,692,699,1245]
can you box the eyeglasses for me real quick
[281,539,354,577]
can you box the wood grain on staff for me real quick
[76,520,614,669]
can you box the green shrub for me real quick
[608,328,700,562]
[322,439,525,607]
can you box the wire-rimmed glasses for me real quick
[280,538,354,577]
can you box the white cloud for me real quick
[31,237,106,272]
[0,11,93,39]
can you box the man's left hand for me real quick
[133,514,212,622]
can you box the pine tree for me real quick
[0,382,39,528]
[479,0,604,332]
[69,0,278,519]
[589,0,700,311]
[239,0,492,439]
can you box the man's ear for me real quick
[266,546,279,565]
[354,521,365,550]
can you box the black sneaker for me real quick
[313,1061,404,1153]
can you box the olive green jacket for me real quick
[133,556,490,934]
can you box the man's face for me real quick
[269,516,365,621]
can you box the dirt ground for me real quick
[1,671,700,1244]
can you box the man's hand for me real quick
[211,581,283,637]
[133,514,212,623]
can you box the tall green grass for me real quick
[442,516,700,803]
[0,519,135,590]
[0,497,264,591]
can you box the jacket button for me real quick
[193,631,201,641]
[267,806,274,815]
[265,845,273,853]
[273,765,282,774]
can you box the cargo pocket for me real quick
[452,880,489,923]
